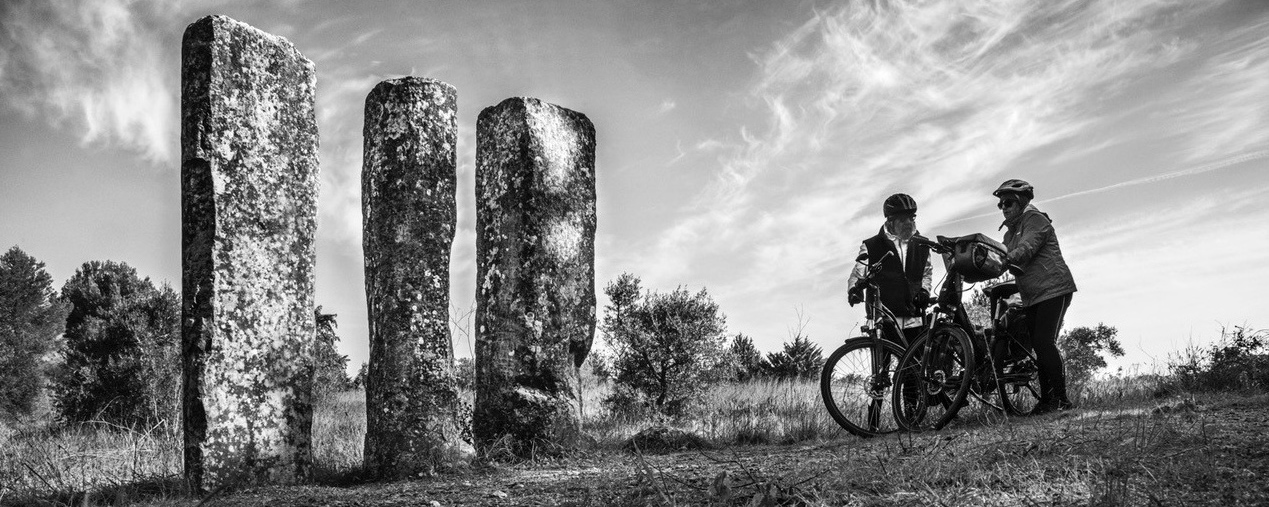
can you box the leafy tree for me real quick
[965,289,992,328]
[350,362,369,390]
[728,334,766,382]
[763,334,824,381]
[601,273,727,415]
[0,246,71,419]
[453,356,475,390]
[1058,323,1125,385]
[313,307,351,398]
[586,350,612,381]
[57,261,180,426]
[141,284,181,429]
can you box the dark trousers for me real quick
[1026,293,1073,404]
[900,325,924,347]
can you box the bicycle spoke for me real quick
[892,326,974,431]
[821,337,906,437]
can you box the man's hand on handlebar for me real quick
[848,284,864,306]
[912,288,931,309]
[911,234,952,254]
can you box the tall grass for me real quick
[580,378,839,446]
[581,372,1171,448]
[311,390,367,482]
[0,392,367,504]
[0,420,183,505]
[0,361,1239,503]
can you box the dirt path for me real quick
[200,394,1269,506]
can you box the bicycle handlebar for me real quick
[910,234,952,253]
[911,234,1026,275]
[849,250,893,293]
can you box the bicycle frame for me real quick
[854,250,918,348]
[820,252,918,437]
[910,234,1039,414]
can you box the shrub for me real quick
[1170,325,1268,391]
[56,261,179,427]
[727,334,766,382]
[601,273,728,416]
[763,334,823,381]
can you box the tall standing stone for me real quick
[474,97,596,455]
[362,77,474,477]
[181,15,317,492]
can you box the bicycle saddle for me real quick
[984,281,1018,299]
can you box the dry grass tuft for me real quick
[0,420,185,505]
[0,392,367,505]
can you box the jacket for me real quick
[1001,205,1077,307]
[853,227,931,318]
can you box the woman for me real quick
[994,179,1077,414]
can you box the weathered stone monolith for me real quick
[362,77,474,477]
[180,15,317,492]
[474,97,596,455]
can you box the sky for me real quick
[2,0,1267,375]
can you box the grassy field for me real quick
[0,370,1197,506]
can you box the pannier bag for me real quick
[999,301,1031,352]
[948,233,1007,283]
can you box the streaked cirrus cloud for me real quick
[0,0,186,164]
[629,0,1207,285]
[610,0,1269,359]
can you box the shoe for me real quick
[1031,399,1074,416]
[1008,360,1038,374]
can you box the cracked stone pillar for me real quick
[474,97,596,455]
[362,77,475,477]
[180,15,317,493]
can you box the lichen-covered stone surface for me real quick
[181,15,317,493]
[362,77,475,478]
[474,97,596,455]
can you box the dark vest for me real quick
[861,227,929,318]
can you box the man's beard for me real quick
[889,222,915,240]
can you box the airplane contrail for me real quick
[1042,150,1269,203]
[937,150,1269,226]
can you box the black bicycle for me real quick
[820,250,921,437]
[891,234,1042,431]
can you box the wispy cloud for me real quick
[0,0,185,164]
[657,98,676,115]
[627,0,1210,284]
[1157,15,1269,162]
[606,0,1268,349]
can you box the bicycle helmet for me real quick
[992,179,1034,200]
[883,193,918,218]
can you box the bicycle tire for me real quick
[998,354,1041,416]
[892,325,975,431]
[820,337,907,437]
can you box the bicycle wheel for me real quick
[892,325,974,431]
[820,337,907,437]
[998,353,1041,416]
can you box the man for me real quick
[994,179,1077,414]
[848,193,934,345]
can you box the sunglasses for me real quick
[997,200,1019,210]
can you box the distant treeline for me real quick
[0,245,349,428]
